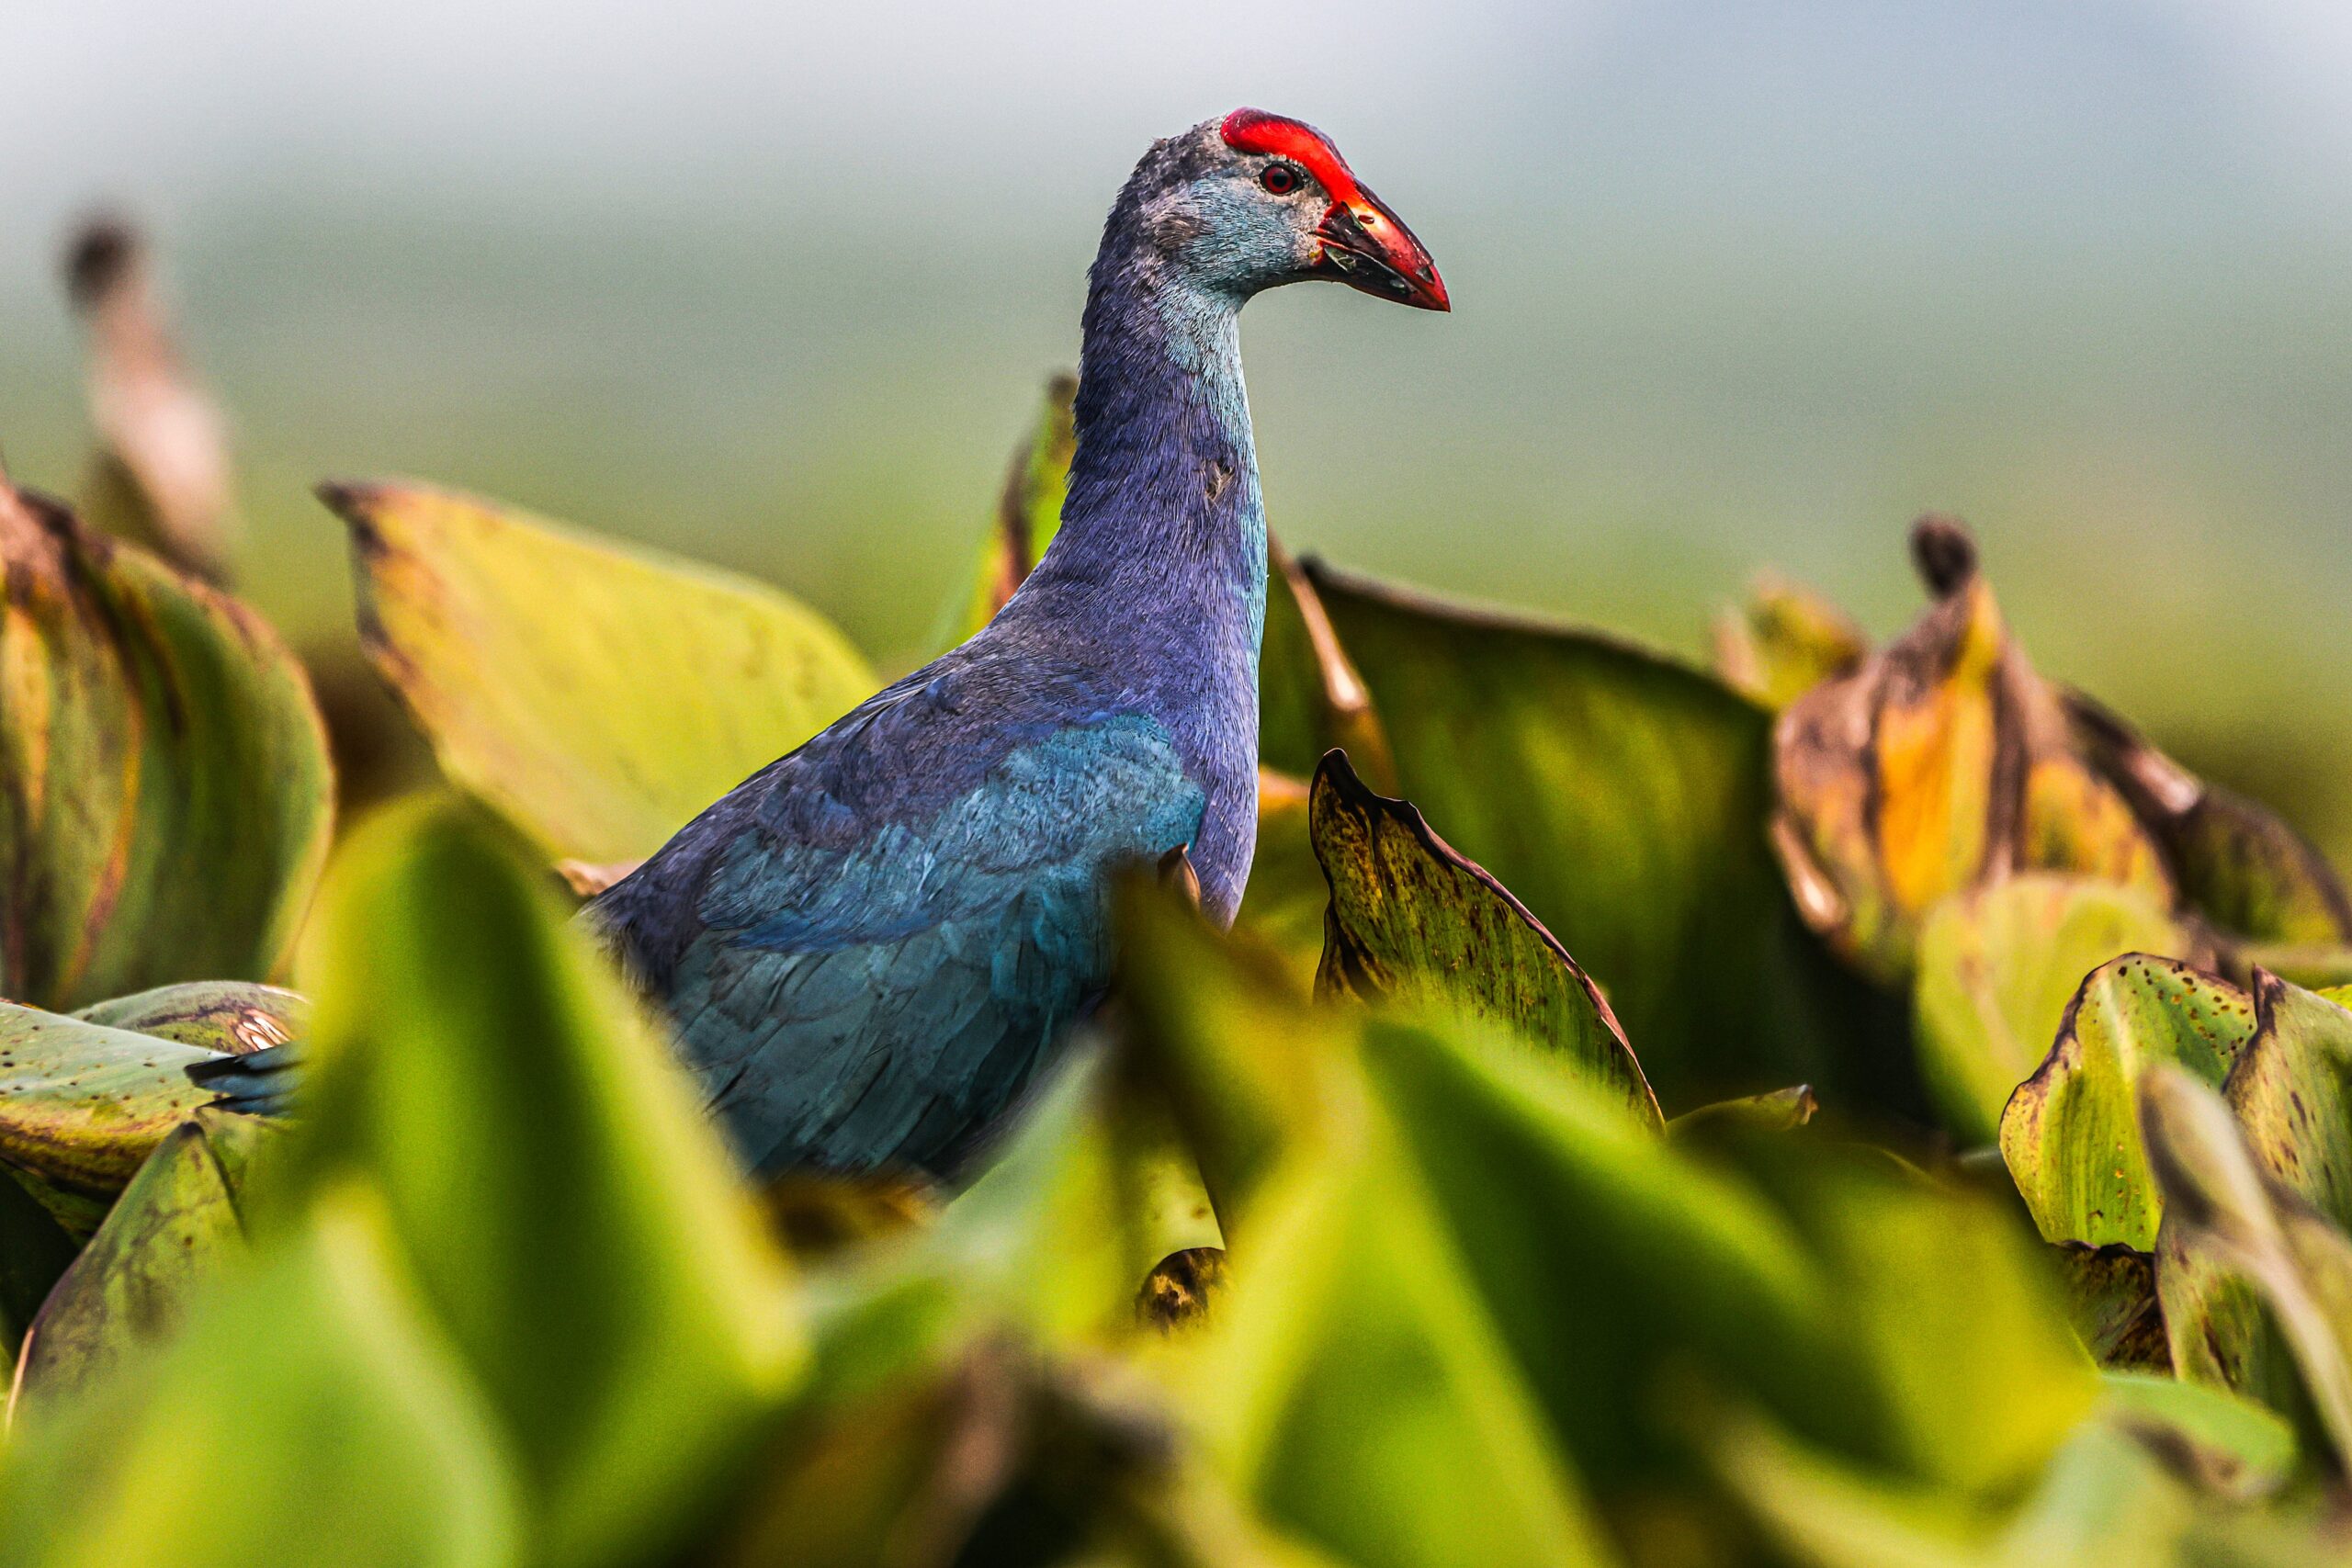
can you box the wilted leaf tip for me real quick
[1908,513,1978,600]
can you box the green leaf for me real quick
[1358,1017,2096,1499]
[1773,521,2170,987]
[0,1186,519,1568]
[2001,953,2252,1247]
[1295,557,1881,1111]
[12,1110,276,1416]
[1914,876,2188,1143]
[1668,1085,1820,1139]
[1114,880,1357,1233]
[1711,571,1869,711]
[0,480,332,1011]
[328,479,876,865]
[74,980,308,1055]
[1192,1135,1619,1568]
[2223,971,2352,1235]
[2098,1370,2297,1500]
[279,797,804,1564]
[1307,750,1659,1131]
[0,998,225,1235]
[2141,1064,2352,1469]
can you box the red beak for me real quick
[1313,188,1449,311]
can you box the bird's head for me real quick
[1127,108,1449,313]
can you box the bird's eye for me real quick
[1260,162,1301,196]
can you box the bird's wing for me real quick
[589,686,1205,1177]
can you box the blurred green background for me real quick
[5,0,2349,852]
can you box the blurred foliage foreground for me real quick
[5,245,2352,1566]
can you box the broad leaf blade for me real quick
[0,482,332,1010]
[74,980,307,1055]
[1308,750,1659,1130]
[0,999,225,1235]
[2223,971,2352,1235]
[0,1188,520,1568]
[1999,952,2251,1247]
[1297,557,1881,1111]
[12,1110,276,1416]
[330,479,876,864]
[282,798,804,1564]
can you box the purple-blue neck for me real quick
[1023,209,1268,664]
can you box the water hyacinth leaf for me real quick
[1308,750,1659,1131]
[1193,1139,1619,1568]
[0,481,333,1012]
[1114,880,1357,1230]
[2223,972,2352,1235]
[2052,1245,2169,1372]
[282,798,804,1565]
[2001,954,2254,1248]
[1914,876,2188,1144]
[12,1110,276,1416]
[1713,1129,2100,1494]
[2067,692,2352,949]
[0,999,230,1235]
[906,1043,1218,1345]
[1668,1085,1819,1139]
[1296,557,1877,1110]
[1353,1013,2092,1526]
[330,479,876,865]
[2140,1065,2352,1465]
[1712,572,1869,711]
[1772,519,2169,986]
[0,1188,518,1568]
[74,980,306,1056]
[2098,1371,2298,1501]
[64,218,237,581]
[937,372,1077,645]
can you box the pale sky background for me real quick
[5,0,2352,836]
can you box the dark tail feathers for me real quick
[186,1042,304,1117]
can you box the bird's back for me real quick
[587,621,1216,1177]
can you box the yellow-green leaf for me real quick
[2001,953,2252,1248]
[2223,971,2352,1235]
[280,798,804,1564]
[0,998,226,1236]
[1712,571,1869,711]
[1913,876,2189,1143]
[0,1187,519,1568]
[12,1110,277,1416]
[0,480,332,1010]
[329,479,875,864]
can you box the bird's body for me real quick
[581,111,1447,1179]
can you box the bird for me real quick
[209,108,1447,1181]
